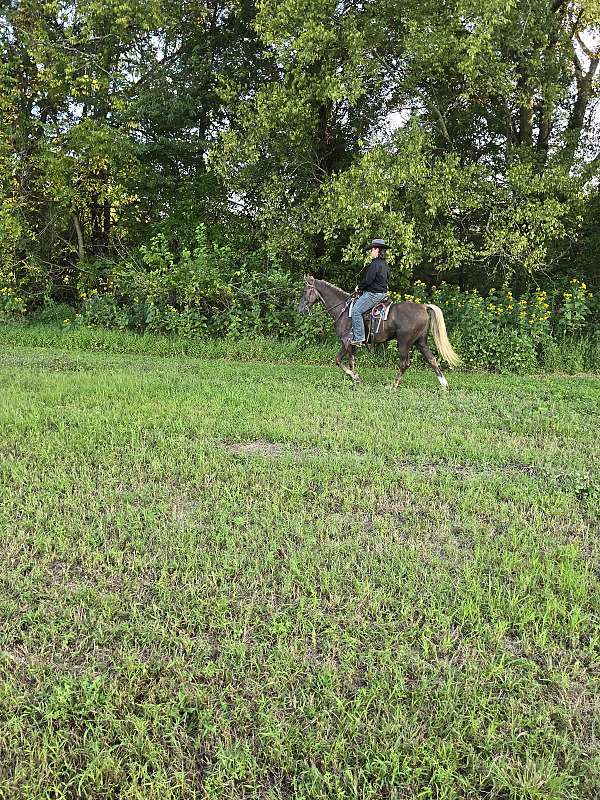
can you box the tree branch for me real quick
[426,101,452,145]
[575,33,600,62]
[571,46,583,81]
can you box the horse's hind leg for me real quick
[392,340,411,389]
[416,336,449,390]
[336,345,360,382]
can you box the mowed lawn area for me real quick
[1,344,599,799]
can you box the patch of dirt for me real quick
[221,439,541,478]
[223,440,284,456]
[0,354,94,372]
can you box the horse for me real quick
[297,276,460,388]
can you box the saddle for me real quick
[370,298,394,321]
[347,297,393,320]
[346,297,394,343]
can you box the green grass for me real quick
[1,320,599,375]
[0,321,338,365]
[0,336,599,799]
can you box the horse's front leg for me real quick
[348,348,361,382]
[392,340,411,389]
[336,345,360,382]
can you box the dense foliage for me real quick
[3,223,598,372]
[1,0,599,361]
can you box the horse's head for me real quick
[297,275,320,314]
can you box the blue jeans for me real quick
[351,291,387,342]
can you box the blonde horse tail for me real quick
[425,304,461,367]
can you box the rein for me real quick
[310,285,351,324]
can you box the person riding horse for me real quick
[350,238,390,346]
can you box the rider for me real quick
[350,238,390,346]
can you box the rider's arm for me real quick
[358,261,378,291]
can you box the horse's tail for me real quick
[425,304,461,367]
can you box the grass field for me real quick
[1,338,599,799]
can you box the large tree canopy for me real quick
[1,0,599,298]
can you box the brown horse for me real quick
[298,276,460,388]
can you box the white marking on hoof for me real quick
[438,375,449,390]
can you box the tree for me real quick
[214,0,398,268]
[1,0,598,302]
[217,0,600,286]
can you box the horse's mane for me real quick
[315,278,349,295]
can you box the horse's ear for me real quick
[305,274,314,285]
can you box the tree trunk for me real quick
[103,200,111,251]
[71,212,85,261]
[563,55,599,167]
[536,101,551,157]
[516,62,533,147]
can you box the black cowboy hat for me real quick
[365,238,387,251]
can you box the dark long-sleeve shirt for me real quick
[358,257,389,293]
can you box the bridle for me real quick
[304,281,351,325]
